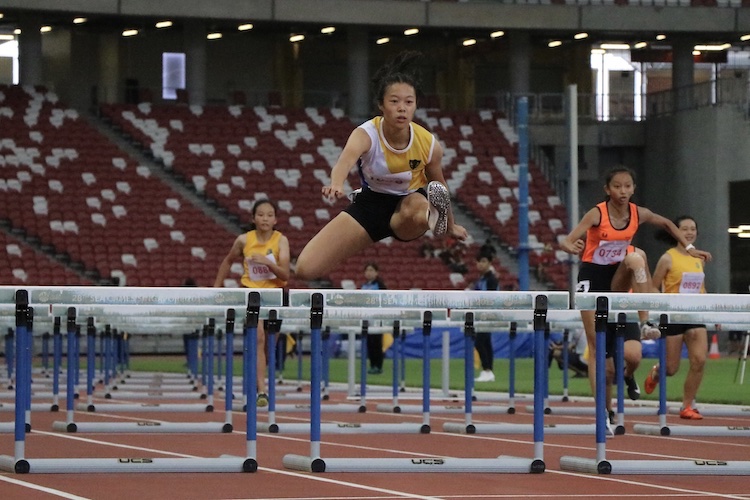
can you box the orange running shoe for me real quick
[643,365,659,395]
[679,405,703,420]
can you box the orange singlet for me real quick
[581,201,639,266]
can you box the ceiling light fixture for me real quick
[321,26,335,34]
[238,24,253,31]
[40,26,52,33]
[694,43,731,51]
[155,21,173,29]
[600,43,630,50]
[741,34,750,42]
[490,30,505,39]
[634,42,648,49]
[289,34,305,43]
[207,32,222,40]
[404,28,419,36]
[0,34,13,41]
[463,39,477,47]
[548,40,562,48]
[376,37,390,45]
[574,33,588,40]
[73,17,87,24]
[122,29,138,37]
[656,34,667,41]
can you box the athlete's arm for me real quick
[639,207,712,262]
[651,252,672,293]
[323,127,371,201]
[559,207,600,255]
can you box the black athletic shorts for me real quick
[344,186,427,242]
[576,262,620,292]
[604,322,640,358]
[665,323,706,336]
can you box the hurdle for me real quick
[259,303,439,434]
[0,287,272,473]
[561,292,750,475]
[52,315,234,434]
[284,290,554,473]
[443,300,599,436]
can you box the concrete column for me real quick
[509,30,531,97]
[672,36,694,111]
[184,20,206,106]
[347,27,369,122]
[18,15,43,87]
[98,33,119,104]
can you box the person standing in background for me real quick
[471,251,499,382]
[214,199,290,408]
[361,262,388,374]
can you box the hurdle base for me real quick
[632,424,670,436]
[283,454,544,473]
[0,455,255,473]
[443,422,596,435]
[559,456,612,474]
[259,422,429,434]
[564,455,750,475]
[634,423,750,437]
[51,421,231,434]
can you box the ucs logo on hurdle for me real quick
[410,458,445,465]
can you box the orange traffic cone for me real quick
[709,333,721,359]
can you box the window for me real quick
[162,52,185,100]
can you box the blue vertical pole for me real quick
[52,317,61,411]
[463,312,475,432]
[391,321,400,403]
[594,297,609,462]
[421,312,431,432]
[517,96,530,291]
[243,293,259,471]
[65,308,76,425]
[532,295,548,467]
[14,290,30,460]
[206,318,215,408]
[359,321,368,400]
[86,318,96,411]
[309,293,324,465]
[508,322,517,407]
[5,329,14,384]
[41,332,50,376]
[224,309,235,416]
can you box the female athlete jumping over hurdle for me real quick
[294,51,468,281]
[560,167,712,432]
[214,199,290,407]
[645,215,710,420]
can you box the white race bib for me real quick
[679,272,704,294]
[592,240,629,265]
[247,254,277,281]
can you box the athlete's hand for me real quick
[322,184,346,201]
[689,248,712,263]
[560,238,584,255]
[449,223,468,241]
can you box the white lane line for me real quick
[0,475,92,500]
[548,470,750,500]
[29,431,442,500]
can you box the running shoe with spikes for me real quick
[427,181,450,236]
[624,374,641,401]
[679,405,703,420]
[644,364,659,395]
[639,321,660,340]
[256,392,269,408]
